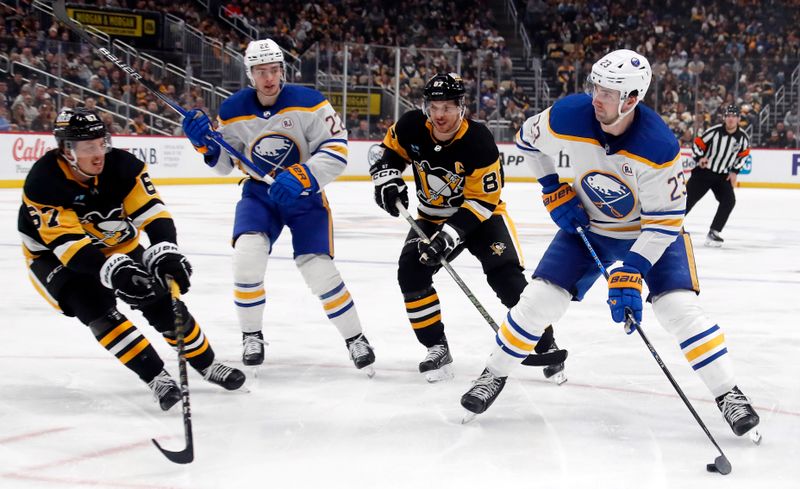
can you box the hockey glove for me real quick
[607,265,643,333]
[182,109,220,160]
[100,254,163,307]
[143,242,193,294]
[270,164,319,205]
[369,166,408,217]
[418,223,462,266]
[539,174,589,234]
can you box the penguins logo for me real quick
[414,160,463,206]
[490,242,507,256]
[580,171,635,219]
[251,134,300,175]
[80,207,136,247]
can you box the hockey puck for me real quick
[706,463,718,473]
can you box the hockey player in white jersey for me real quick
[181,39,375,375]
[460,49,760,439]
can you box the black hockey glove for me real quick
[100,254,163,307]
[370,167,408,217]
[418,224,462,266]
[143,242,193,294]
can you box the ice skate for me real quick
[705,229,724,248]
[460,368,507,423]
[716,385,760,440]
[419,336,453,383]
[147,369,181,411]
[346,333,376,378]
[242,331,266,366]
[202,362,247,391]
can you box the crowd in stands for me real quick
[521,0,800,147]
[2,0,800,148]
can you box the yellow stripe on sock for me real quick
[405,294,438,309]
[685,334,725,362]
[499,322,536,352]
[234,288,265,300]
[411,314,441,330]
[118,338,150,364]
[324,291,351,311]
[185,338,209,358]
[99,320,133,347]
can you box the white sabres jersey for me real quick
[211,85,348,188]
[516,94,685,269]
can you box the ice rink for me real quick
[1,180,798,489]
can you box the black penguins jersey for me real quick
[18,148,175,275]
[381,110,503,235]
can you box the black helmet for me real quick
[723,104,740,116]
[423,73,466,103]
[53,108,107,144]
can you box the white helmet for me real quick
[588,48,652,105]
[244,38,285,86]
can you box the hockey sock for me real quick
[653,290,735,397]
[297,254,362,339]
[162,312,215,373]
[89,309,164,383]
[233,233,269,334]
[404,288,444,347]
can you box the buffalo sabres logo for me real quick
[414,159,464,207]
[490,242,506,256]
[580,171,635,219]
[251,134,300,175]
[80,207,137,247]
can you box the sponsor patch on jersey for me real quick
[621,162,634,176]
[281,118,294,129]
[251,133,300,175]
[580,171,635,219]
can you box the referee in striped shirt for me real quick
[686,104,750,247]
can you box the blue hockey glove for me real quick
[270,164,319,205]
[539,174,589,234]
[418,223,462,266]
[182,109,220,159]
[607,265,643,333]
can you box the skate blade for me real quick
[423,364,454,383]
[461,410,478,424]
[704,240,723,248]
[361,365,376,378]
[549,371,568,385]
[749,429,762,445]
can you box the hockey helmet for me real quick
[53,107,107,143]
[724,104,740,116]
[423,73,466,103]
[588,49,652,104]
[244,38,285,86]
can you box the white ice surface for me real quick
[1,181,798,489]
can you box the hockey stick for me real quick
[151,281,194,464]
[575,226,731,475]
[51,0,274,184]
[396,201,566,367]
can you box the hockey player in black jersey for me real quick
[370,73,566,382]
[18,108,245,411]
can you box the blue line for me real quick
[320,282,345,300]
[506,312,541,342]
[327,300,354,318]
[235,299,266,308]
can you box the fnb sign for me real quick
[794,154,800,175]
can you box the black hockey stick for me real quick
[151,281,194,464]
[396,201,566,367]
[51,0,275,184]
[575,227,731,475]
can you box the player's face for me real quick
[724,113,739,131]
[427,100,462,134]
[590,85,623,124]
[72,138,107,176]
[251,63,283,97]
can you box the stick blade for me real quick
[151,438,194,464]
[521,348,568,366]
[710,455,732,475]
